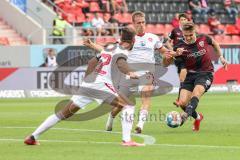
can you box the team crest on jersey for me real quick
[199,41,204,47]
[148,38,153,42]
[140,41,146,46]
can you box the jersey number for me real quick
[95,53,111,75]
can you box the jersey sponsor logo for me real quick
[186,49,207,58]
[148,37,153,42]
[199,41,204,47]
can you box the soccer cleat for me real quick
[192,113,203,132]
[135,127,142,134]
[106,125,113,131]
[24,135,40,145]
[105,115,114,131]
[173,99,180,107]
[122,141,145,147]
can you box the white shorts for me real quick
[71,81,118,109]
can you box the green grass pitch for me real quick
[0,93,240,160]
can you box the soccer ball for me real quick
[166,111,182,128]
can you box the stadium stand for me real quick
[3,0,239,45]
[0,18,28,46]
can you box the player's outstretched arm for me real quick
[83,39,104,52]
[116,58,138,79]
[159,46,185,67]
[212,38,228,70]
[85,57,99,77]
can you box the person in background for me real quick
[52,13,67,44]
[82,15,94,36]
[45,48,58,67]
[91,12,105,36]
[207,12,224,35]
[224,0,238,19]
[171,13,180,28]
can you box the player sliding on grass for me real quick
[24,27,145,147]
[165,22,228,131]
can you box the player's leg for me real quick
[105,85,134,131]
[187,73,213,131]
[110,96,144,146]
[176,68,187,101]
[24,96,93,145]
[135,84,154,133]
[181,85,205,129]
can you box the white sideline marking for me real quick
[0,138,240,150]
[1,126,240,150]
[0,126,155,145]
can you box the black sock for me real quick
[185,96,199,117]
[192,111,198,119]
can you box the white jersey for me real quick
[127,33,163,63]
[94,44,128,85]
[46,56,57,67]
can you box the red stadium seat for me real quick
[145,24,155,33]
[76,14,86,23]
[105,37,117,43]
[121,13,132,24]
[96,37,105,45]
[155,24,165,35]
[66,14,76,23]
[232,35,240,42]
[223,35,232,44]
[164,24,173,36]
[199,24,212,34]
[89,2,101,12]
[0,37,10,46]
[226,25,239,35]
[213,35,224,43]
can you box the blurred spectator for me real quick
[207,12,224,35]
[99,0,110,13]
[188,0,212,21]
[54,0,71,10]
[52,13,67,44]
[102,13,120,35]
[224,0,238,19]
[235,0,240,11]
[185,10,193,22]
[169,13,189,46]
[111,0,128,13]
[108,12,119,35]
[82,15,94,36]
[236,13,240,33]
[91,12,105,36]
[171,13,180,28]
[44,48,58,67]
[73,0,89,13]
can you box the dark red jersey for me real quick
[174,34,214,73]
[169,27,184,46]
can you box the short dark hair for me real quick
[178,13,188,20]
[182,22,195,31]
[121,27,136,43]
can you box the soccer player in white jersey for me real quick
[24,28,145,147]
[105,11,185,133]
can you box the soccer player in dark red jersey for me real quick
[165,22,228,131]
[168,13,190,106]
